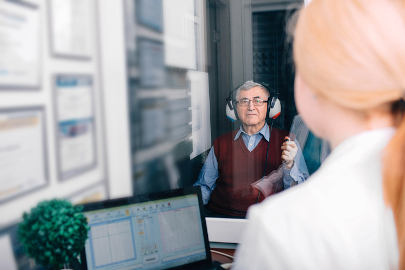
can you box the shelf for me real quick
[136,88,190,99]
[133,136,192,165]
[136,24,164,42]
[133,140,174,165]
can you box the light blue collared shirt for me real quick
[194,123,309,204]
[234,123,270,151]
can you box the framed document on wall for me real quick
[54,74,97,180]
[0,107,48,203]
[0,0,40,89]
[48,0,92,59]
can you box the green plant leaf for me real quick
[17,199,89,268]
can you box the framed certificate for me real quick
[54,74,97,180]
[0,107,48,203]
[0,0,41,89]
[48,0,92,59]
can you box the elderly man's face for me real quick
[236,86,269,129]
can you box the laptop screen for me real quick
[81,189,210,270]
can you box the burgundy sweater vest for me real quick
[207,126,288,217]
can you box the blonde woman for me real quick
[233,0,405,269]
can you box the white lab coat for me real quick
[233,128,399,270]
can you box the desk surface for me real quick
[211,248,235,264]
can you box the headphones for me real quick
[225,83,281,121]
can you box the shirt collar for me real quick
[234,123,270,142]
[327,127,395,162]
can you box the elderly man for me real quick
[194,81,308,217]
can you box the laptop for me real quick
[79,187,224,270]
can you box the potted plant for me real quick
[18,199,89,269]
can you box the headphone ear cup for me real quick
[226,99,238,121]
[268,98,281,119]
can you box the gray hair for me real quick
[234,80,270,101]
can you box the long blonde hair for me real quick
[294,0,405,268]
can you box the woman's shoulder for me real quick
[257,160,381,219]
[245,171,396,268]
[253,175,330,223]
